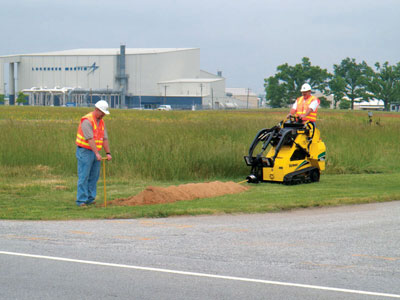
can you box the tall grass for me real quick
[319,111,400,174]
[1,106,400,180]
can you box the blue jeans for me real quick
[76,147,101,206]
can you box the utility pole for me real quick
[211,88,214,110]
[164,85,168,105]
[200,83,203,110]
[107,85,110,106]
[139,85,142,109]
[3,83,7,105]
[247,88,250,109]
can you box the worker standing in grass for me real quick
[287,83,320,124]
[75,100,112,207]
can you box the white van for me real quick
[157,105,172,111]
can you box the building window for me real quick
[36,68,38,71]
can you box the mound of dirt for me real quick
[109,181,249,206]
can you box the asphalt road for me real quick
[1,201,399,299]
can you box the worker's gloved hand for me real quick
[96,153,102,161]
[106,153,112,161]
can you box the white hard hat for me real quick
[300,83,312,92]
[95,100,110,115]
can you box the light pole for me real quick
[106,85,110,106]
[246,88,250,109]
[164,85,168,105]
[211,88,214,110]
[200,83,203,110]
[1,83,5,105]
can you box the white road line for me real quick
[1,250,399,298]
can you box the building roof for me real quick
[355,99,384,107]
[0,48,198,58]
[158,78,223,84]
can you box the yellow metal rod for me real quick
[102,158,107,208]
[237,179,248,184]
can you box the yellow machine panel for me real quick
[244,117,326,184]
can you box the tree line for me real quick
[264,57,400,110]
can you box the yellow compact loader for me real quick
[244,116,326,184]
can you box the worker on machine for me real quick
[244,83,325,184]
[287,83,320,125]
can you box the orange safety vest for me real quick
[295,95,319,122]
[75,112,105,151]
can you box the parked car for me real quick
[157,105,172,111]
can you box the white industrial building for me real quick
[0,46,237,109]
[225,88,260,109]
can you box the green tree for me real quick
[328,75,346,109]
[264,76,286,108]
[367,62,400,111]
[318,96,331,108]
[333,58,371,110]
[0,94,4,103]
[264,57,330,108]
[339,99,351,110]
[16,91,27,104]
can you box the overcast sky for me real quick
[1,0,399,94]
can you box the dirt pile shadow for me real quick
[109,181,249,206]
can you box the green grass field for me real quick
[1,106,399,220]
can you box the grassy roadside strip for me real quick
[0,173,399,220]
[2,107,400,179]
